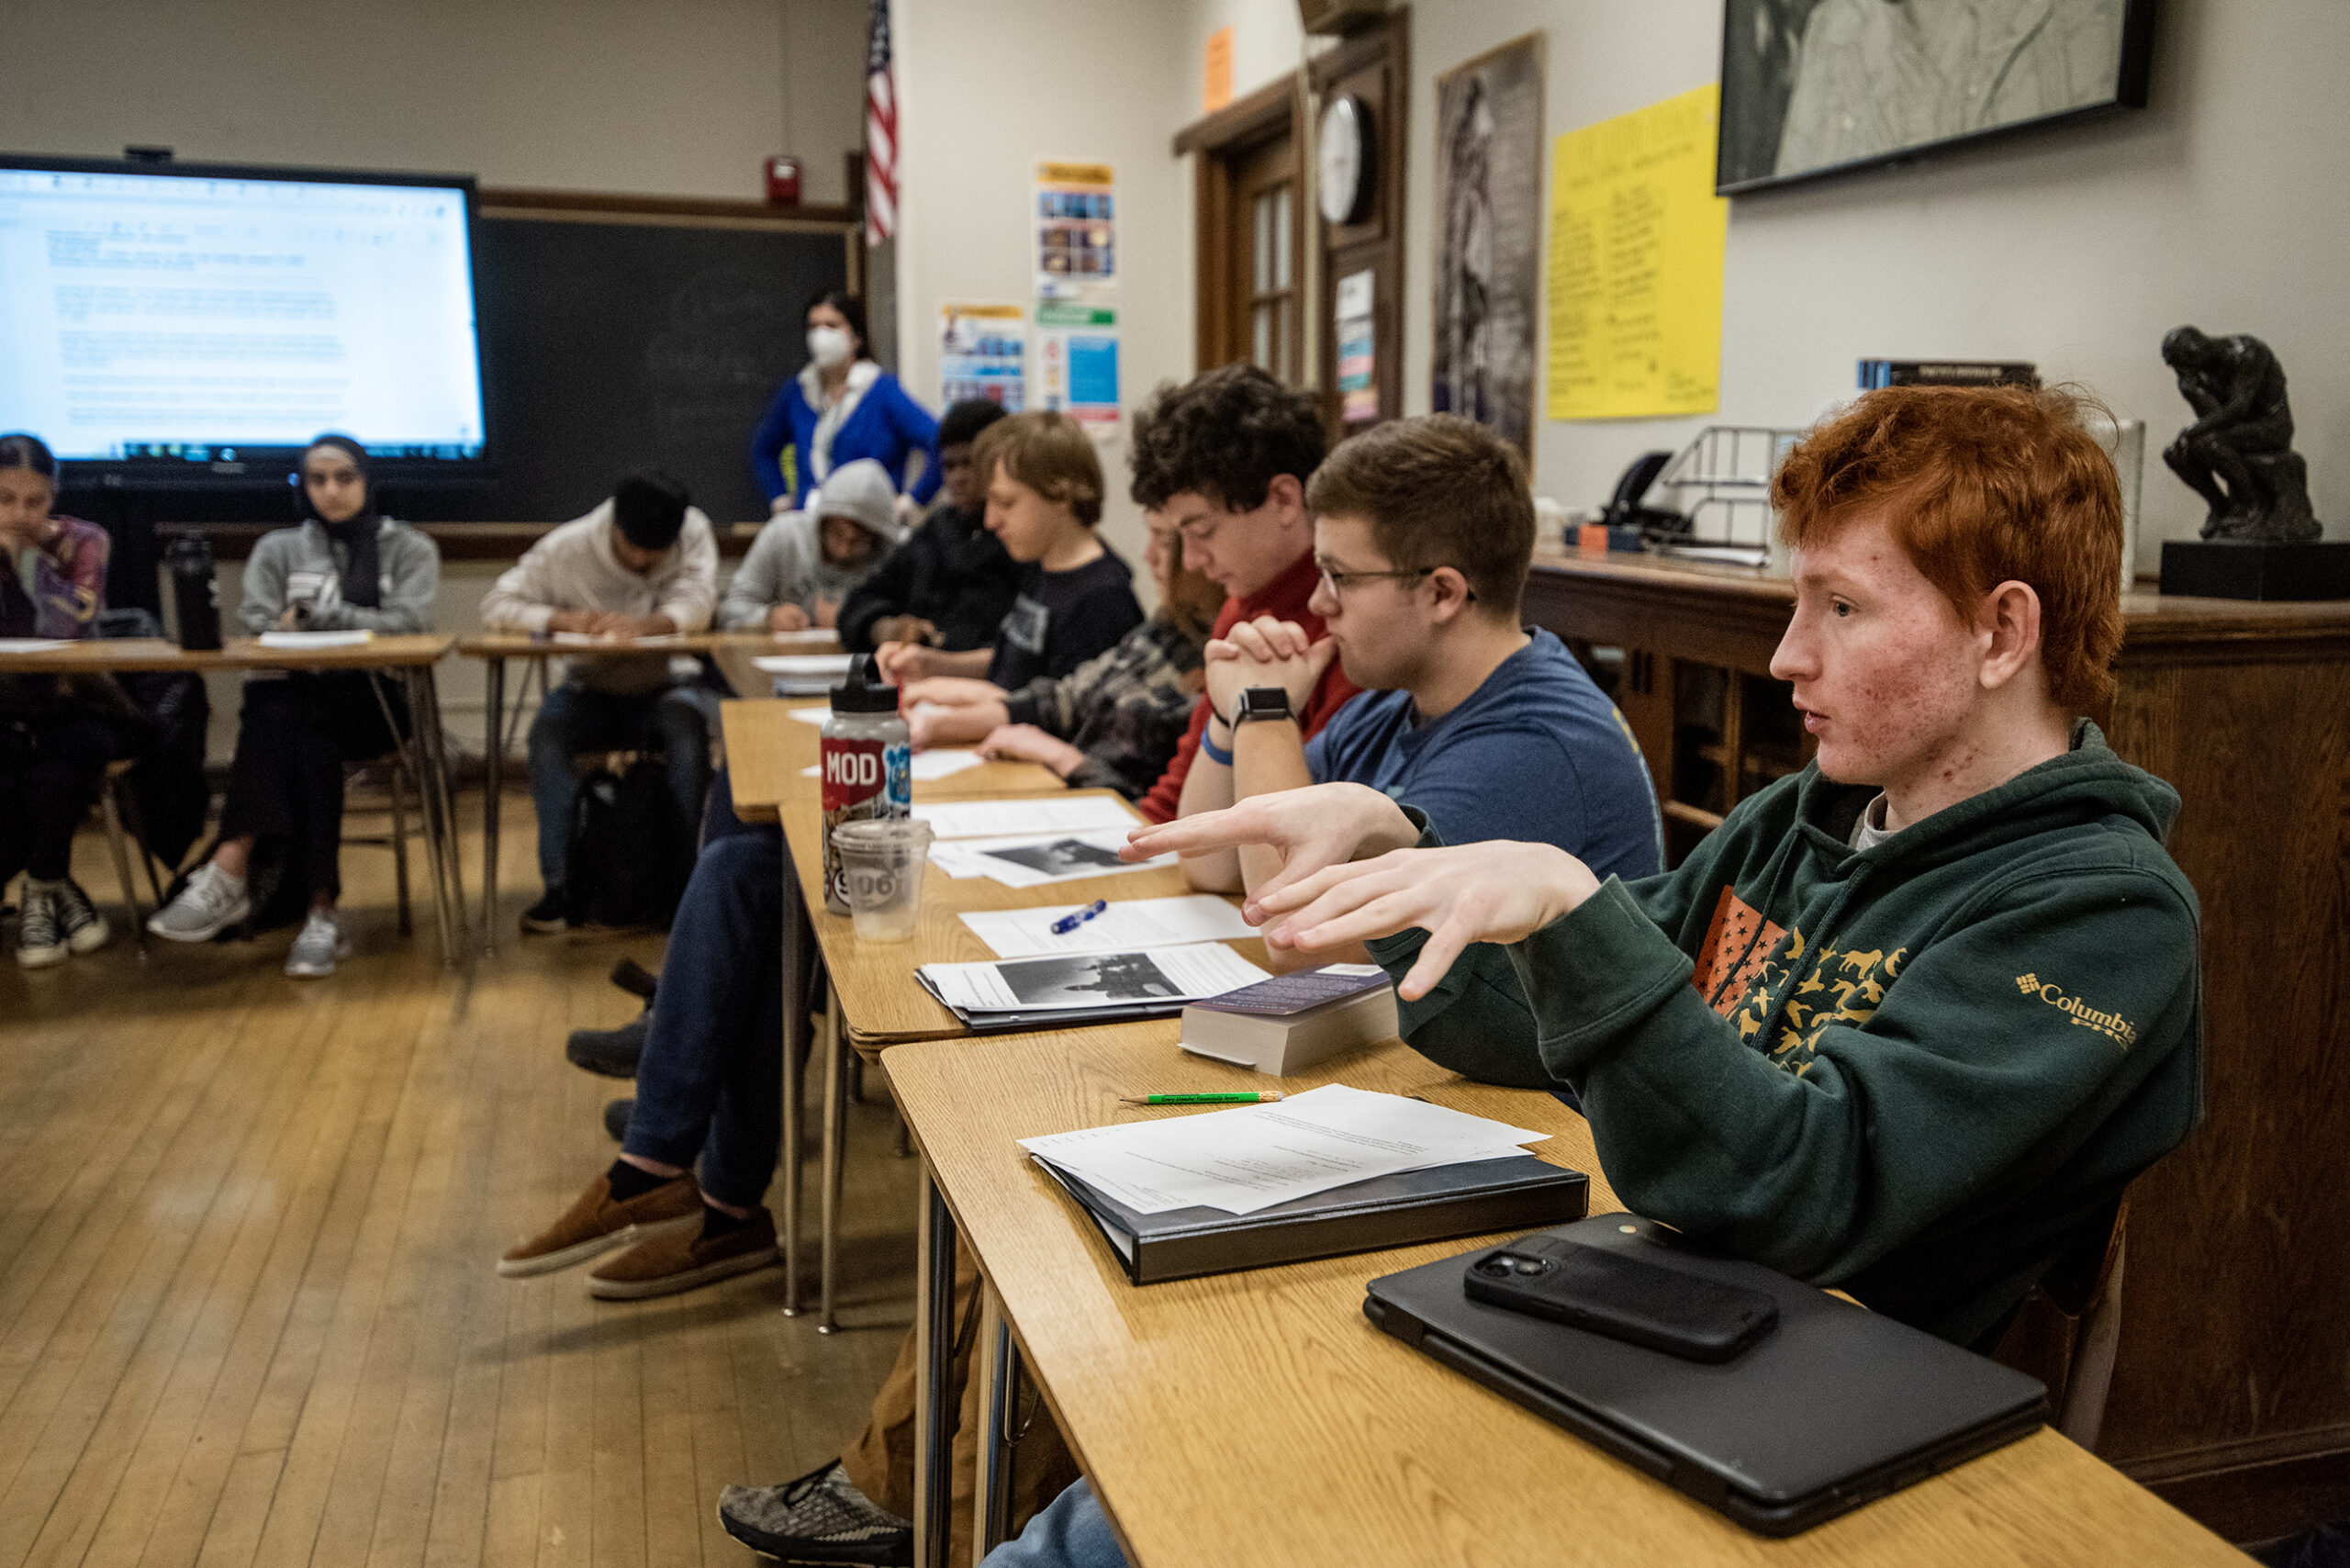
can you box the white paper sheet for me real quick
[753,654,856,677]
[767,628,842,645]
[928,829,1169,888]
[1021,1083,1551,1215]
[549,630,688,646]
[911,796,1138,839]
[920,942,1265,1016]
[788,705,833,725]
[255,630,372,649]
[0,639,72,654]
[801,749,983,781]
[959,895,1257,958]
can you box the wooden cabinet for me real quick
[1525,548,2350,1543]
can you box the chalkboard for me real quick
[471,213,850,523]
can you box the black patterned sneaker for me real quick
[45,879,111,959]
[16,880,64,969]
[521,889,569,934]
[567,1013,649,1078]
[717,1461,912,1567]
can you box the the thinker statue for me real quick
[2161,326,2320,543]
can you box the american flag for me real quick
[864,0,896,245]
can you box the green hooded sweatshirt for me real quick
[1365,721,2202,1347]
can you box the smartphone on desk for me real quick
[1464,1238,1778,1362]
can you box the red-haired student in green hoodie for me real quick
[1126,385,2201,1350]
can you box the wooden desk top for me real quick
[784,798,1265,1051]
[720,698,1065,816]
[0,633,454,674]
[456,629,832,659]
[888,1026,2249,1568]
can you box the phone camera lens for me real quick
[1511,1258,1549,1276]
[1473,1254,1520,1278]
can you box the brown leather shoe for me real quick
[587,1208,778,1299]
[497,1170,702,1278]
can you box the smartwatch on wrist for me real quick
[1231,686,1294,726]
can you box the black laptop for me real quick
[1362,1214,2049,1536]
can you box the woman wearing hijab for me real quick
[146,434,441,977]
[748,291,942,514]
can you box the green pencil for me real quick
[1119,1092,1283,1105]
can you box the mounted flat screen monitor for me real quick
[0,154,487,483]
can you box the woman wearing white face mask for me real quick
[749,290,943,518]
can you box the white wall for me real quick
[1179,0,2350,568]
[889,0,1198,582]
[6,0,869,203]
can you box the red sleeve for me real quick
[1133,696,1210,823]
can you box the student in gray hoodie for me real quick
[719,459,906,632]
[147,435,441,978]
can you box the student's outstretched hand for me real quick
[979,723,1086,777]
[1123,783,1417,897]
[900,677,1009,709]
[1203,616,1337,720]
[1250,841,1601,1000]
[876,640,939,684]
[767,602,812,633]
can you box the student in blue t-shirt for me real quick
[1172,412,1661,967]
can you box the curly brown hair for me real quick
[1127,363,1325,511]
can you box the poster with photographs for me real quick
[1717,0,2154,195]
[939,303,1025,411]
[1034,161,1117,298]
[1431,32,1546,461]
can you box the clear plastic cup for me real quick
[833,819,934,942]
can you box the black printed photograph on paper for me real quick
[999,952,1184,1007]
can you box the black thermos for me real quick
[164,535,222,651]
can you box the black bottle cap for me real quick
[829,653,900,713]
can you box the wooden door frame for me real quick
[1175,74,1304,375]
[1308,8,1410,431]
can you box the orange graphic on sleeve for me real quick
[1692,886,1785,1017]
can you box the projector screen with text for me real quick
[0,166,486,463]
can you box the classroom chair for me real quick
[1992,1199,2132,1450]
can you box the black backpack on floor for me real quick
[563,757,690,930]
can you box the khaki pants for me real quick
[840,1238,1080,1568]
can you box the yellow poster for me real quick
[1545,84,1728,420]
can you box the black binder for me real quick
[1035,1154,1589,1285]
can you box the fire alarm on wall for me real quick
[765,156,803,206]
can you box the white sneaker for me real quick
[148,862,252,944]
[285,908,351,978]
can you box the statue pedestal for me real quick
[2160,538,2350,601]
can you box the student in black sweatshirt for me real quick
[876,410,1141,691]
[836,398,1025,655]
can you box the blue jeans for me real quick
[619,781,791,1209]
[982,1481,1126,1568]
[527,678,711,890]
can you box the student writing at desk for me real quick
[148,436,441,977]
[997,386,2210,1568]
[1,432,119,967]
[478,471,718,934]
[876,411,1142,690]
[837,399,1024,655]
[901,506,1224,800]
[721,458,905,633]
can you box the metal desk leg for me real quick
[972,1284,1020,1562]
[482,655,505,950]
[397,671,456,964]
[912,1164,957,1568]
[818,980,849,1334]
[417,665,468,935]
[778,903,816,1316]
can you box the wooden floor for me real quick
[0,792,921,1568]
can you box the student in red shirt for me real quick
[1125,364,1361,823]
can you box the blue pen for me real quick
[1049,899,1109,935]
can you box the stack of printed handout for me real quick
[1021,1083,1553,1216]
[917,796,1171,889]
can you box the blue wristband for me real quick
[1200,727,1234,767]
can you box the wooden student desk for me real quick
[1523,550,2350,1538]
[0,633,468,961]
[886,1025,2250,1568]
[456,629,837,946]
